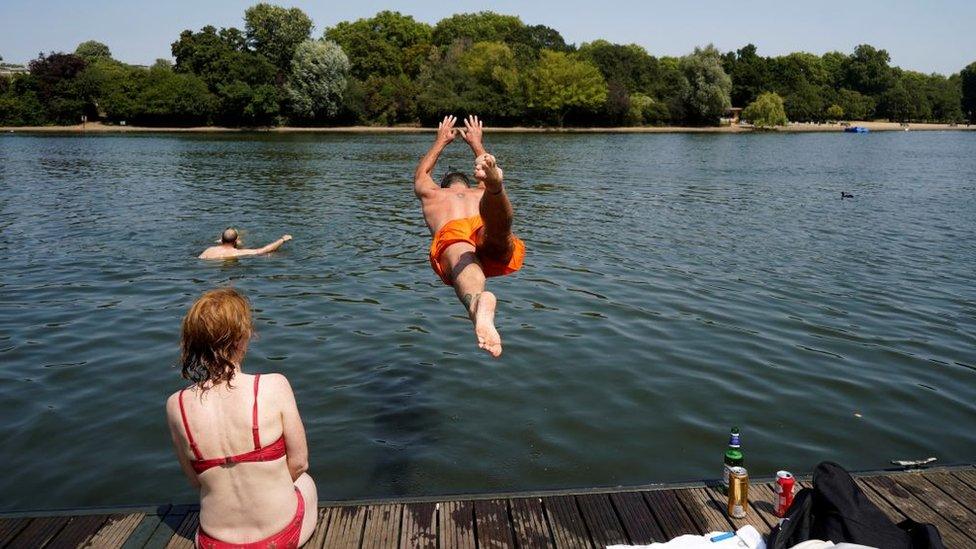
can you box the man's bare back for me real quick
[414,115,524,357]
[199,228,293,260]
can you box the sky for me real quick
[1,0,974,75]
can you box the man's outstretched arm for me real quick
[239,234,293,256]
[415,115,457,198]
[460,115,487,157]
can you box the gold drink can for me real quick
[727,466,749,518]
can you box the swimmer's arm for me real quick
[166,395,201,489]
[238,235,292,256]
[274,374,309,481]
[415,115,457,198]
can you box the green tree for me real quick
[826,104,844,120]
[361,74,418,125]
[879,80,913,121]
[627,92,669,125]
[783,82,827,122]
[511,24,571,54]
[657,56,689,122]
[75,40,112,62]
[929,73,962,122]
[961,62,976,122]
[0,75,47,125]
[136,63,216,125]
[723,44,772,107]
[525,50,607,125]
[432,12,524,46]
[286,40,349,120]
[577,40,660,94]
[172,25,280,124]
[742,91,787,128]
[843,44,895,97]
[679,45,731,123]
[325,11,432,79]
[27,52,89,124]
[832,88,874,120]
[244,4,314,74]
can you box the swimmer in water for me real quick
[414,115,526,357]
[199,228,293,260]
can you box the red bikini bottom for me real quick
[196,487,305,549]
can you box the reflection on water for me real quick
[0,131,974,511]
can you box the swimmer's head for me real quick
[220,227,239,246]
[440,171,471,189]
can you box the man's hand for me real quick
[436,115,458,146]
[281,234,293,242]
[459,115,486,156]
[474,153,503,188]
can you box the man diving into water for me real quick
[415,115,526,357]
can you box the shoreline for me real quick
[2,121,974,134]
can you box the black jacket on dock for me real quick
[768,462,944,549]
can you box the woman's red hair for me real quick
[180,288,252,388]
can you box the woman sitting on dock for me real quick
[165,288,317,548]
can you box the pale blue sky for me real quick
[1,0,974,75]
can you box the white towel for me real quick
[607,525,765,549]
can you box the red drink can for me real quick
[775,470,795,517]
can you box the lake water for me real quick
[0,131,974,512]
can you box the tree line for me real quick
[2,5,976,127]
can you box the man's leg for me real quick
[441,243,502,357]
[477,178,515,262]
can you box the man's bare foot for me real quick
[473,291,502,357]
[474,154,504,193]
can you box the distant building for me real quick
[0,64,29,77]
[722,107,743,126]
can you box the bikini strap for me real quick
[252,374,261,449]
[178,389,204,460]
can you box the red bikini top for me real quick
[178,373,287,474]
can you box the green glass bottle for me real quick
[721,426,743,494]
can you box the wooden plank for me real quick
[541,495,591,549]
[362,504,401,549]
[892,473,976,543]
[83,513,145,548]
[474,499,514,549]
[121,509,169,549]
[742,483,782,530]
[642,489,698,538]
[305,507,333,549]
[438,500,475,549]
[6,516,70,548]
[923,471,976,514]
[0,518,32,546]
[676,487,733,534]
[510,498,553,548]
[705,485,769,535]
[575,494,627,546]
[140,506,191,549]
[322,505,367,549]
[45,514,108,548]
[164,512,198,549]
[851,478,908,523]
[400,502,436,549]
[951,469,976,492]
[609,492,665,543]
[861,475,971,547]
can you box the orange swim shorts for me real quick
[429,215,526,286]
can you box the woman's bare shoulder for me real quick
[260,373,293,394]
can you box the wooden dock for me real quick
[2,466,974,548]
